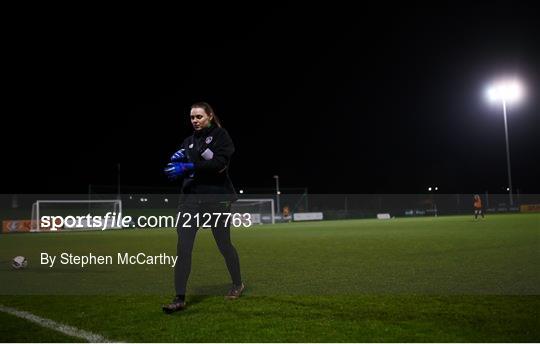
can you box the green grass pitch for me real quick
[0,214,539,342]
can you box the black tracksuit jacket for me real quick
[178,125,237,203]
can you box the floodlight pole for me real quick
[117,163,121,200]
[273,175,280,215]
[501,100,514,206]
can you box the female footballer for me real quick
[162,102,244,313]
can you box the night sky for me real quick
[4,3,539,194]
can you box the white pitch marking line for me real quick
[0,304,119,343]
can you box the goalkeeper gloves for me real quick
[170,148,187,162]
[164,162,194,180]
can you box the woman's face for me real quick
[190,107,213,131]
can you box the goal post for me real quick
[232,198,275,224]
[30,200,122,231]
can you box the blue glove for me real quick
[170,148,187,162]
[164,162,194,180]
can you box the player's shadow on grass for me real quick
[188,283,232,304]
[186,294,212,307]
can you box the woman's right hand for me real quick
[170,148,186,162]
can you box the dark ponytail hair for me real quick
[191,102,222,128]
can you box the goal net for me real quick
[30,200,123,231]
[231,198,275,224]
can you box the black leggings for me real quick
[174,202,242,296]
[474,207,484,218]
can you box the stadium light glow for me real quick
[486,79,524,103]
[485,77,525,206]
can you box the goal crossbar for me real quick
[31,200,122,231]
[235,198,275,224]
